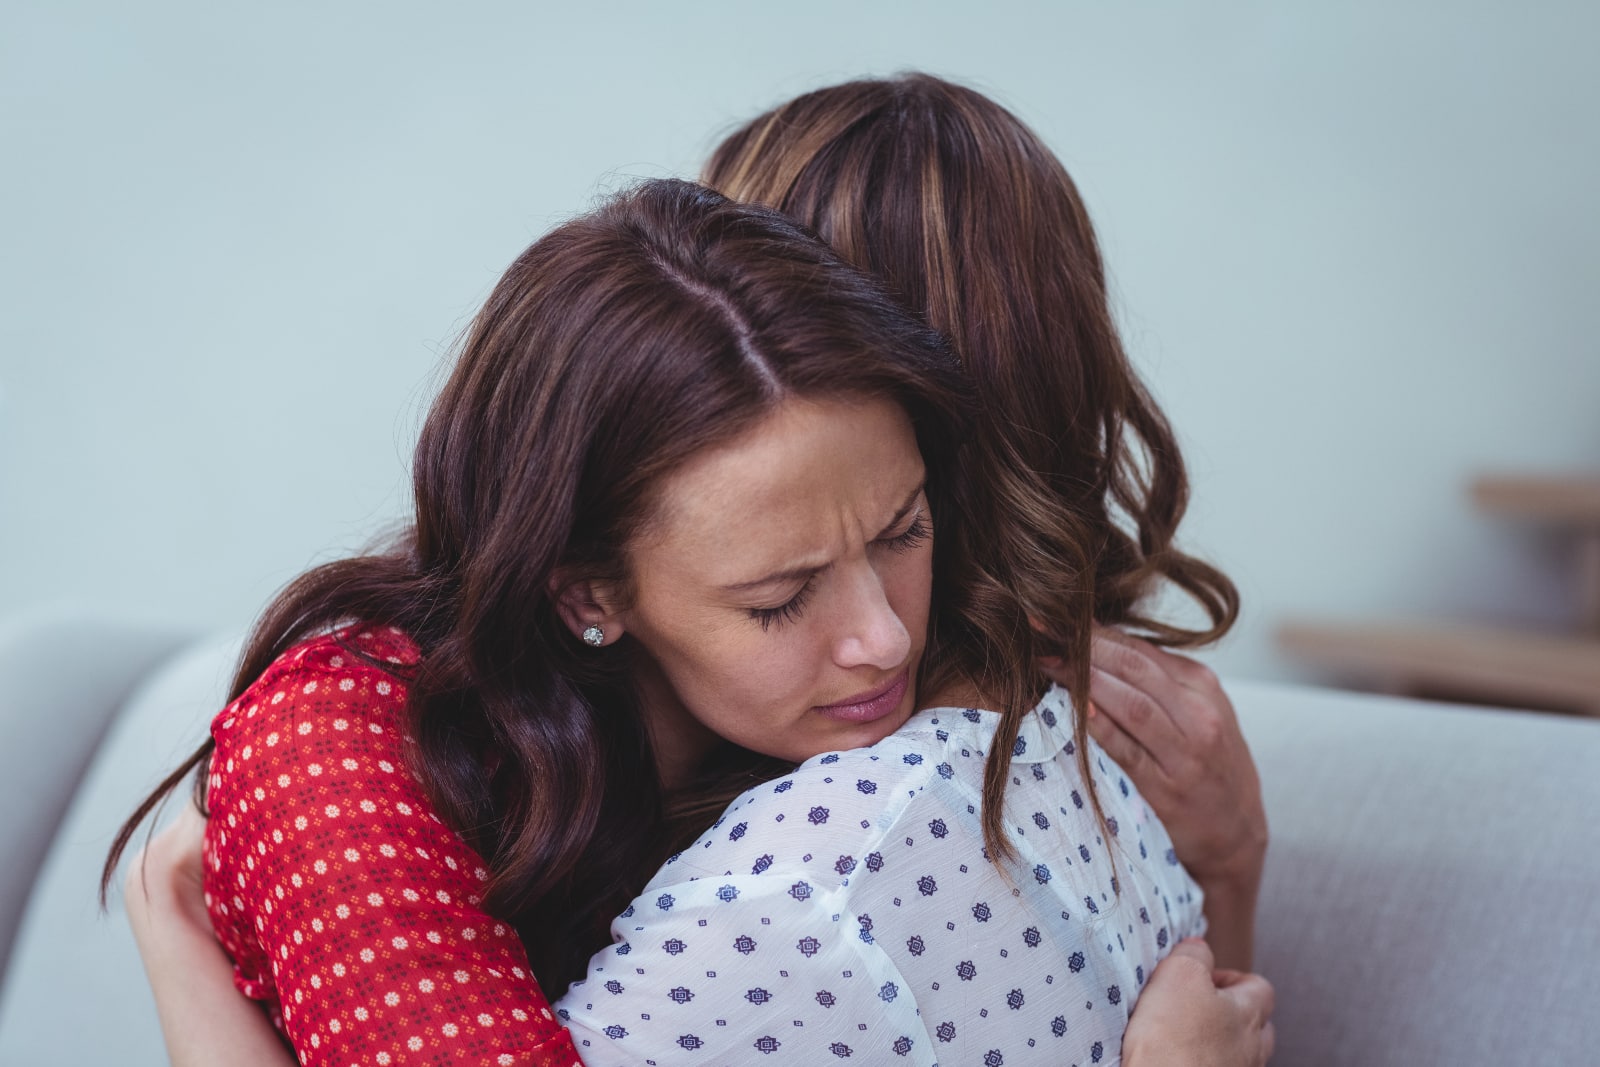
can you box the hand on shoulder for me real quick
[1044,627,1268,969]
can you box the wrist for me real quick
[1189,824,1268,896]
[1193,860,1261,974]
[1198,853,1263,899]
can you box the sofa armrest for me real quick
[0,613,193,984]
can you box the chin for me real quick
[842,696,917,751]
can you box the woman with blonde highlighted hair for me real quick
[703,72,1267,971]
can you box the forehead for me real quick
[635,395,924,579]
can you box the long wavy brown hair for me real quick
[104,178,1092,992]
[705,71,1240,860]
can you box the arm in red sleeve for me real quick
[203,629,582,1067]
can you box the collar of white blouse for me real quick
[911,684,1075,766]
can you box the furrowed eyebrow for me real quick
[720,482,926,594]
[721,563,825,594]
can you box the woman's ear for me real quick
[550,573,626,647]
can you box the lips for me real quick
[812,668,911,725]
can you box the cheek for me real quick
[661,625,827,741]
[886,545,935,636]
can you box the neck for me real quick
[917,669,999,712]
[919,666,1050,715]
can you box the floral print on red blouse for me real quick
[201,626,581,1066]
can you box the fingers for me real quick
[1088,664,1184,775]
[1093,625,1221,699]
[131,800,213,927]
[1090,631,1192,739]
[1036,657,1071,695]
[1218,970,1276,1030]
[1127,944,1275,1067]
[1091,627,1184,687]
[1084,703,1159,784]
[1210,968,1249,988]
[1137,936,1217,1003]
[1207,955,1278,1065]
[1164,936,1216,971]
[1091,629,1244,771]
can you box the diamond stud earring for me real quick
[581,625,605,647]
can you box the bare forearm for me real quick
[134,917,293,1064]
[124,821,297,1067]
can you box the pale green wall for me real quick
[3,0,1596,679]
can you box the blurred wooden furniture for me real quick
[1472,475,1600,633]
[1277,474,1600,717]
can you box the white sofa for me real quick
[2,613,1597,1065]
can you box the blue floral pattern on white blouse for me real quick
[556,687,1205,1066]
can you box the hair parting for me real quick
[106,179,973,991]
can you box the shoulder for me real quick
[227,624,418,707]
[655,732,938,890]
[201,629,501,963]
[205,626,429,825]
[211,626,416,747]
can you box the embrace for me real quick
[114,74,1274,1066]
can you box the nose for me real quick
[832,561,912,671]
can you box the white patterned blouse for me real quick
[555,686,1205,1066]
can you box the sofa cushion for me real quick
[1232,679,1600,1066]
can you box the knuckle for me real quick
[1123,690,1158,728]
[1191,715,1225,750]
[1184,659,1219,691]
[1164,750,1204,788]
[1162,950,1215,986]
[1099,728,1138,767]
[1179,698,1225,745]
[1105,734,1147,775]
[1084,712,1112,744]
[1092,638,1132,677]
[1105,633,1150,673]
[1123,648,1160,688]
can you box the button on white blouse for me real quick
[556,687,1205,1066]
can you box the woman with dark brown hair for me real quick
[121,178,1272,1064]
[702,71,1268,973]
[114,175,957,1060]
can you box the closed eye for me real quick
[879,512,930,553]
[745,491,926,630]
[747,579,816,631]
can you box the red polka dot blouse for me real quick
[202,626,582,1066]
